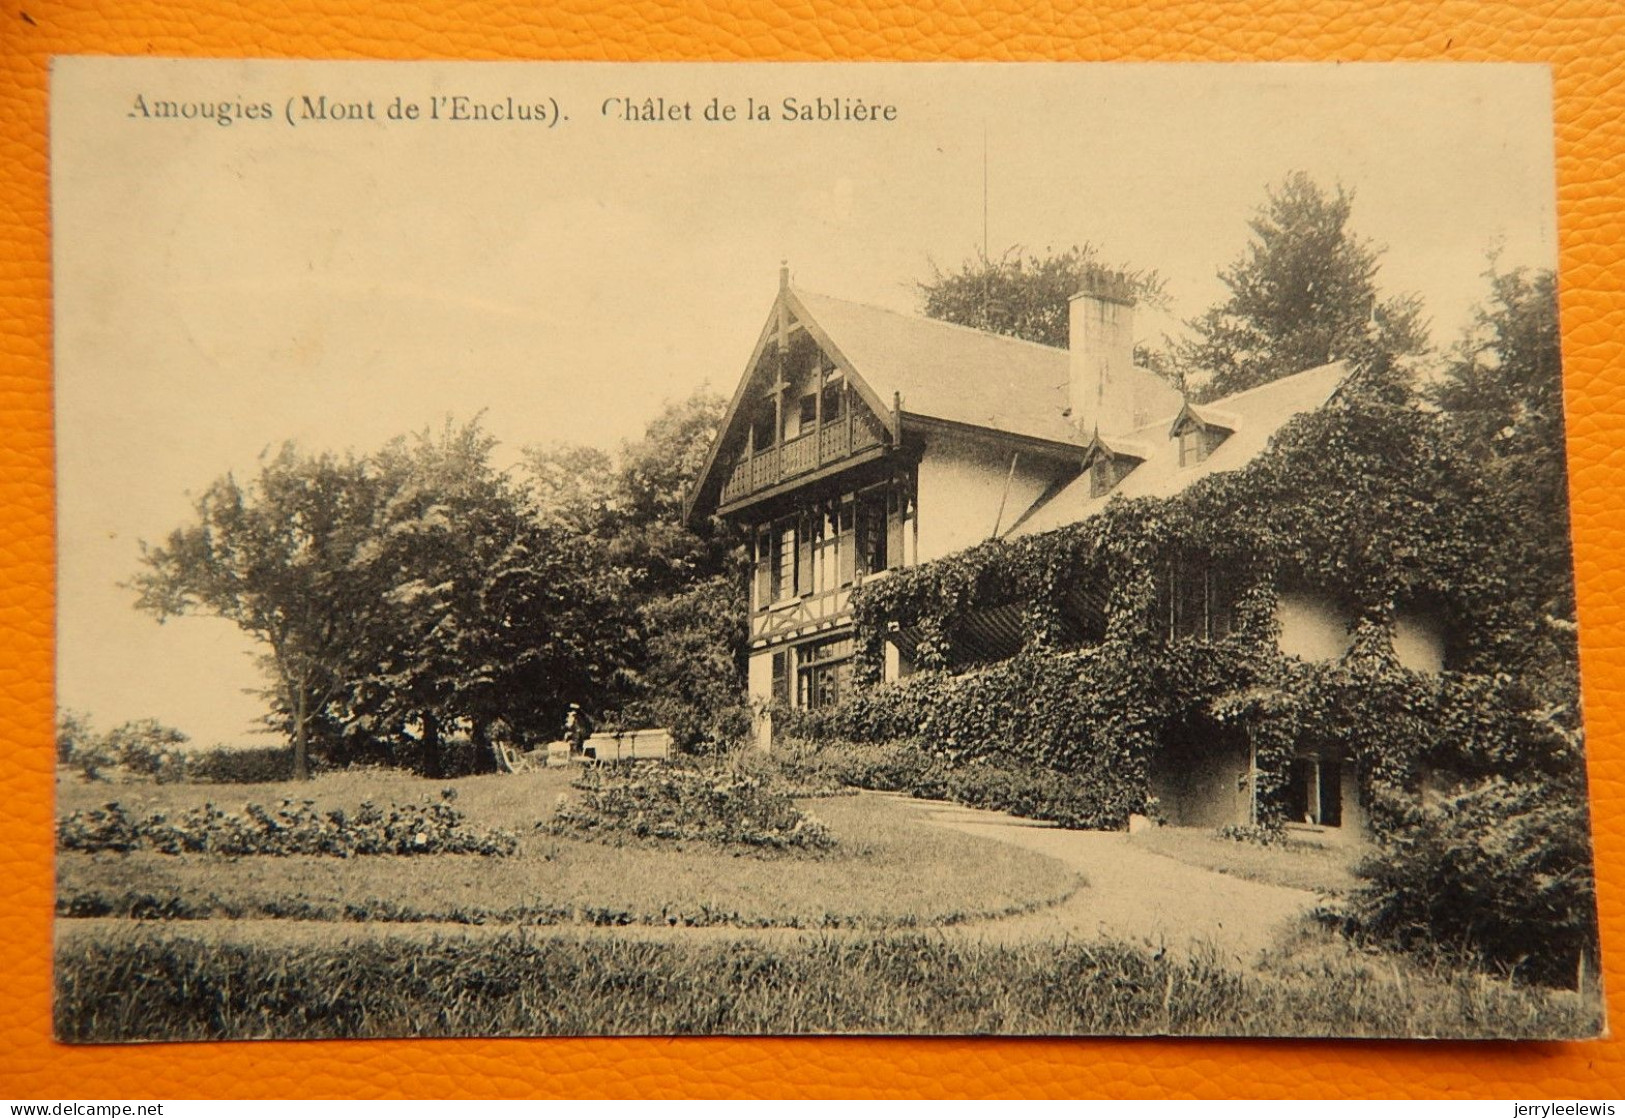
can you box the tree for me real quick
[917,245,1166,350]
[625,573,750,751]
[1429,263,1571,623]
[523,443,617,535]
[335,419,642,775]
[1181,172,1429,401]
[132,447,394,779]
[522,388,750,750]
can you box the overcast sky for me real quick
[53,59,1559,747]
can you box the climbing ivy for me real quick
[818,394,1578,832]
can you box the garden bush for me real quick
[778,738,1136,831]
[1339,777,1597,987]
[56,788,518,857]
[57,712,192,783]
[176,744,296,784]
[547,762,835,852]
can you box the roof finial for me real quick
[779,260,789,292]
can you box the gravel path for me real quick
[56,794,1321,969]
[895,797,1323,965]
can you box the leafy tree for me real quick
[335,420,642,775]
[1428,263,1572,627]
[917,245,1166,350]
[1181,172,1429,401]
[523,443,617,535]
[626,573,750,751]
[522,389,749,749]
[131,446,391,780]
[104,718,191,779]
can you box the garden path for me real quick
[896,796,1324,966]
[55,793,1324,968]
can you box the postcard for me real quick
[50,57,1600,1040]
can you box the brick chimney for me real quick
[1068,272,1138,437]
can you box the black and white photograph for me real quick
[51,58,1601,1040]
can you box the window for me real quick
[774,522,797,601]
[753,527,772,610]
[1177,425,1227,468]
[797,393,818,436]
[796,635,855,710]
[813,505,838,594]
[751,406,776,453]
[856,490,888,576]
[1162,551,1238,641]
[1089,453,1136,498]
[836,500,857,586]
[771,650,791,705]
[820,378,845,424]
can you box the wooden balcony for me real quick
[720,415,886,505]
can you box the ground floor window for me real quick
[1283,754,1342,827]
[796,634,855,709]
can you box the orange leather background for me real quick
[4,0,1624,1099]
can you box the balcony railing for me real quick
[720,415,886,505]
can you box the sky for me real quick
[52,59,1560,748]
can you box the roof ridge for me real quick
[790,286,1071,357]
[1202,359,1348,408]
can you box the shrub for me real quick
[56,788,519,857]
[103,719,191,782]
[779,738,1135,830]
[182,744,299,784]
[57,713,192,783]
[1340,778,1597,987]
[547,761,835,853]
[780,648,1161,826]
[776,738,948,795]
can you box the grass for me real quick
[56,769,1080,930]
[54,924,1603,1041]
[1129,826,1360,893]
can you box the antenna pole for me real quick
[982,123,989,263]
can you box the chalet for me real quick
[686,266,1446,837]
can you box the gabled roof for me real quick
[788,289,1083,447]
[686,284,1107,522]
[1082,431,1153,465]
[1169,399,1241,437]
[1007,361,1349,538]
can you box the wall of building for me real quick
[747,651,773,750]
[1339,762,1369,840]
[1274,591,1354,663]
[1393,611,1446,674]
[1150,738,1252,828]
[915,432,1061,563]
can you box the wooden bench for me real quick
[542,729,675,766]
[581,728,673,762]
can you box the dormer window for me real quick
[1169,402,1237,468]
[1083,434,1147,497]
[1177,428,1214,467]
[1089,453,1132,497]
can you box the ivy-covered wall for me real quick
[791,395,1579,833]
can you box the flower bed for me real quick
[56,788,518,857]
[547,762,835,852]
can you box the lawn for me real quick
[1128,825,1360,894]
[56,767,1081,930]
[54,924,1602,1040]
